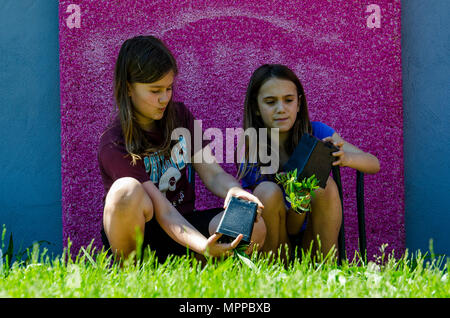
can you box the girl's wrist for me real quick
[199,241,209,257]
[341,151,352,167]
[228,185,243,192]
[347,151,362,168]
[225,185,243,198]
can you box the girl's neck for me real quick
[136,116,156,132]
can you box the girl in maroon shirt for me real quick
[98,35,266,263]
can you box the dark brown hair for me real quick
[237,64,312,180]
[114,35,178,164]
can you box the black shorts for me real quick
[100,207,223,263]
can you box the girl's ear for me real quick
[297,95,302,112]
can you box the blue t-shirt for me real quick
[239,121,335,189]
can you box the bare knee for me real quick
[104,177,153,223]
[313,176,341,206]
[253,181,284,203]
[253,181,286,218]
[310,176,342,225]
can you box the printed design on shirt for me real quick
[143,135,190,197]
[158,166,181,195]
[172,190,184,207]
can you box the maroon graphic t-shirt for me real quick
[98,102,207,215]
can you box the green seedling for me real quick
[275,169,319,214]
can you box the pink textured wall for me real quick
[59,0,403,260]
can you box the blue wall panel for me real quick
[0,1,62,257]
[402,0,450,256]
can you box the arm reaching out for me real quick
[193,145,264,213]
[322,132,380,174]
[141,180,243,257]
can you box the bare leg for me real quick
[252,182,291,258]
[286,208,307,258]
[286,209,307,236]
[301,176,342,260]
[103,177,154,260]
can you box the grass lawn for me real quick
[0,239,448,298]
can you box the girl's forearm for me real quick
[344,152,380,174]
[205,171,242,199]
[141,181,207,254]
[156,206,207,254]
[193,146,243,199]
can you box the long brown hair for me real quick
[114,35,178,164]
[237,64,312,180]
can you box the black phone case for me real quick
[282,133,339,188]
[216,197,257,243]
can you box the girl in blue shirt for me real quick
[237,64,380,260]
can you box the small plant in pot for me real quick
[275,169,320,214]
